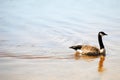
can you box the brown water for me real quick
[0,0,120,80]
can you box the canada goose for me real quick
[69,31,107,56]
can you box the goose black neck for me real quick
[98,34,104,49]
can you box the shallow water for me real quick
[0,0,120,80]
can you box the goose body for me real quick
[70,31,107,56]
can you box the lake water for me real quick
[0,0,120,80]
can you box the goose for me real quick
[69,31,107,56]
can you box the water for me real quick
[0,0,120,80]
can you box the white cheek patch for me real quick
[100,33,103,36]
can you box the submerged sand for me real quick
[0,53,120,80]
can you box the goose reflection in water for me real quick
[98,55,105,72]
[74,51,106,72]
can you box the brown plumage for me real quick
[69,31,107,56]
[79,45,100,56]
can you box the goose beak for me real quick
[105,33,108,36]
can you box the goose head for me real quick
[99,31,107,36]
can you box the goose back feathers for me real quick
[69,31,107,56]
